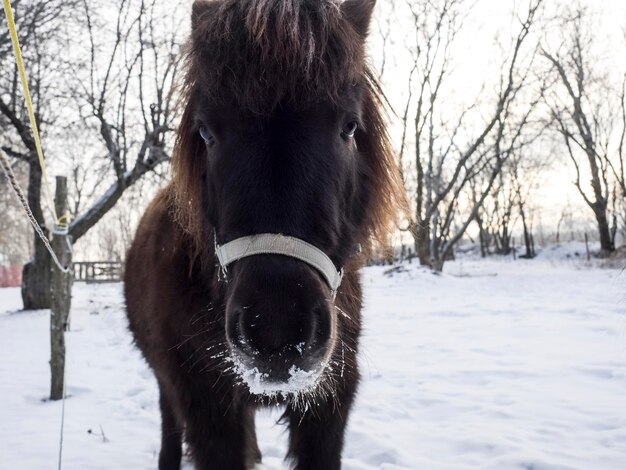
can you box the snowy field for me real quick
[1,247,626,469]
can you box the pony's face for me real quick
[197,95,364,388]
[184,0,380,394]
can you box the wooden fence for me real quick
[73,261,123,283]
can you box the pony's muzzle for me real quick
[224,256,336,387]
[227,300,331,355]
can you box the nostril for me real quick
[226,307,245,348]
[309,302,331,349]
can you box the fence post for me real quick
[50,176,72,401]
[584,232,590,261]
[512,237,516,260]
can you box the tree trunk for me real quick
[476,215,488,257]
[413,223,430,267]
[21,161,52,310]
[523,226,533,258]
[595,207,614,254]
[496,222,512,255]
[519,203,535,259]
[479,230,487,258]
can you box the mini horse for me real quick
[124,0,401,468]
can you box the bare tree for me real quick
[66,0,184,241]
[613,73,626,242]
[482,119,549,257]
[1,0,185,309]
[373,1,397,82]
[541,5,619,254]
[0,0,77,308]
[486,172,516,255]
[398,0,543,271]
[555,203,572,244]
[510,149,546,258]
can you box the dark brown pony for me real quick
[124,0,402,468]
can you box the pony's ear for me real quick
[341,0,377,39]
[192,0,218,31]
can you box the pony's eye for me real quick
[199,125,215,146]
[342,121,358,138]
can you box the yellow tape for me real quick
[56,214,72,229]
[3,0,61,226]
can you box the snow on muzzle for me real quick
[223,256,338,396]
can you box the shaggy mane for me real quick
[171,0,404,257]
[189,0,363,111]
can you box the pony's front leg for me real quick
[158,380,183,470]
[284,375,358,470]
[180,386,253,470]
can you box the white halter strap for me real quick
[214,233,344,295]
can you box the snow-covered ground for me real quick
[1,251,625,469]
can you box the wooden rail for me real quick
[73,261,123,283]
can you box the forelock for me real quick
[187,0,366,113]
